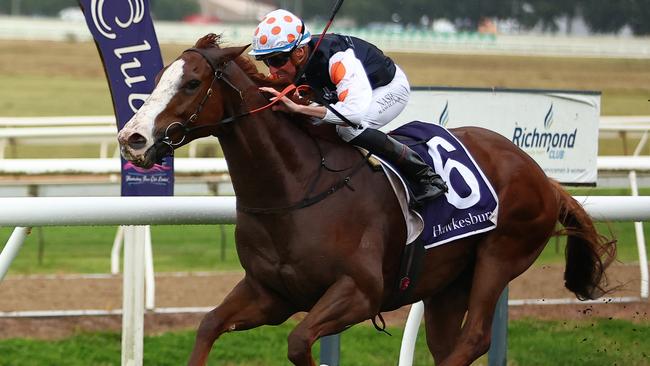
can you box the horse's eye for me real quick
[186,79,201,90]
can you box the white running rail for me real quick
[0,195,649,366]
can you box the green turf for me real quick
[1,40,648,160]
[1,40,650,117]
[0,322,436,366]
[0,225,241,275]
[600,89,650,117]
[509,319,650,365]
[0,75,113,117]
[0,319,648,365]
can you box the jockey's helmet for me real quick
[249,9,312,58]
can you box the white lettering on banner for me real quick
[427,136,480,209]
[120,59,146,88]
[128,94,150,113]
[125,175,170,184]
[90,0,115,39]
[113,41,153,112]
[114,41,152,59]
[90,0,144,40]
[115,0,145,28]
[114,41,152,89]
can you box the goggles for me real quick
[258,52,292,68]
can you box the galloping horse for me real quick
[117,34,615,366]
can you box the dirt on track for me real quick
[0,264,648,340]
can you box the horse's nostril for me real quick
[127,133,147,150]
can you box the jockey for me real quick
[250,9,448,204]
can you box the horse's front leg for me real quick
[286,275,383,366]
[188,277,294,366]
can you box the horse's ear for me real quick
[220,44,251,63]
[195,33,221,49]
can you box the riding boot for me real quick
[351,128,448,205]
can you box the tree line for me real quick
[1,0,648,35]
[301,0,650,35]
[0,0,198,22]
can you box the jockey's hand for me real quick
[259,87,301,114]
[289,90,311,106]
[259,87,327,119]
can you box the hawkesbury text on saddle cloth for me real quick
[390,121,499,249]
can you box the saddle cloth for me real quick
[377,121,499,249]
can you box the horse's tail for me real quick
[550,179,617,300]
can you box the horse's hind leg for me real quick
[423,269,472,364]
[438,234,547,366]
[188,278,293,366]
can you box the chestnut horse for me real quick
[117,35,615,366]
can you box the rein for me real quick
[292,0,344,85]
[160,46,373,215]
[159,47,298,150]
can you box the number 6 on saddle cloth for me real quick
[382,121,498,297]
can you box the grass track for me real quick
[0,319,648,365]
[1,225,240,275]
[1,40,649,117]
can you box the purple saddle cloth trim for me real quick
[390,121,498,249]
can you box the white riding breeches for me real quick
[335,65,410,142]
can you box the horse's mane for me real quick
[194,33,289,89]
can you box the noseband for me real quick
[159,48,246,150]
[158,48,300,153]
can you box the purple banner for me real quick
[79,0,173,196]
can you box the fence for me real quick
[0,116,219,159]
[1,195,650,365]
[1,115,647,155]
[0,116,648,311]
[1,114,648,299]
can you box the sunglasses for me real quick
[259,52,292,68]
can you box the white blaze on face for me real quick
[119,59,186,152]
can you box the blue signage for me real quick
[79,0,173,196]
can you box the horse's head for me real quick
[117,34,249,168]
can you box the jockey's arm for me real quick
[260,49,373,125]
[318,49,373,126]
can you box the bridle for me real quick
[158,48,246,151]
[158,47,299,153]
[154,45,371,215]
